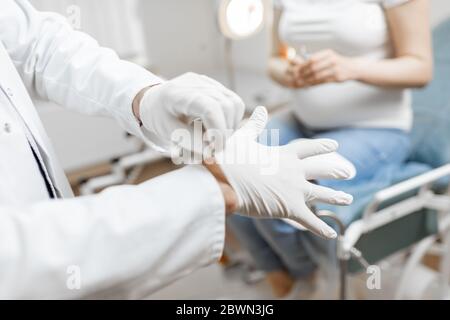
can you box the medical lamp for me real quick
[218,0,266,40]
[217,0,270,90]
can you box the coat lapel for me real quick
[0,40,74,198]
[0,41,50,158]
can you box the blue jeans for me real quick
[227,112,411,278]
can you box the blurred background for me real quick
[29,0,450,300]
[31,0,450,172]
[32,0,284,172]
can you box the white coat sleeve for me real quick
[0,0,161,139]
[0,165,225,299]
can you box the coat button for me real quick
[4,123,11,133]
[6,88,13,97]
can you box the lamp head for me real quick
[218,0,266,40]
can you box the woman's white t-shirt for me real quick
[276,0,412,131]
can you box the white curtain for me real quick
[30,0,149,65]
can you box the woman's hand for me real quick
[268,56,308,89]
[287,57,309,88]
[300,49,359,86]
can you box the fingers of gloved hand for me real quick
[206,89,244,132]
[170,73,216,90]
[206,91,236,131]
[301,153,357,181]
[235,106,268,141]
[169,122,202,155]
[305,182,353,206]
[287,138,338,159]
[222,90,245,129]
[195,74,245,130]
[289,202,337,239]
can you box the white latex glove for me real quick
[215,106,356,239]
[139,72,245,152]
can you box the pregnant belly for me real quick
[291,81,405,129]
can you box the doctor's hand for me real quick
[133,73,245,152]
[205,106,356,240]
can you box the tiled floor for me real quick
[146,255,448,300]
[148,264,274,300]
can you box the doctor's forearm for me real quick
[0,165,226,299]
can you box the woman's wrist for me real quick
[347,56,366,82]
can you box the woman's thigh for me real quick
[264,117,412,185]
[314,128,411,183]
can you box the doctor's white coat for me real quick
[0,0,225,299]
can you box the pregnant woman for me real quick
[228,0,432,298]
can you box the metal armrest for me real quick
[363,164,450,220]
[340,164,450,254]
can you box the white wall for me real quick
[430,0,450,26]
[138,0,222,78]
[31,0,147,62]
[27,0,450,170]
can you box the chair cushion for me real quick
[392,162,432,184]
[409,19,450,167]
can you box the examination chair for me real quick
[76,18,450,300]
[324,18,450,300]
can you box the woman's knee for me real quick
[315,128,411,181]
[254,219,299,237]
[227,215,256,234]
